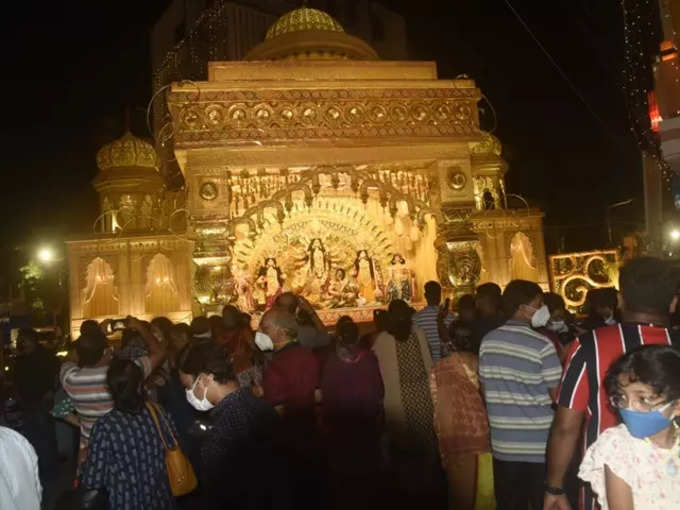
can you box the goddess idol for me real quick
[352,250,380,305]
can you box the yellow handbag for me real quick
[145,401,198,496]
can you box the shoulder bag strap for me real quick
[145,401,170,450]
[152,402,179,448]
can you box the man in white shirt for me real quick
[0,426,42,510]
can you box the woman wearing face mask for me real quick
[177,341,283,510]
[579,345,680,509]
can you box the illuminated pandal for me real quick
[66,5,551,333]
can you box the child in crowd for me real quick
[579,345,680,509]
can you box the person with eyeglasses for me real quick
[544,258,680,510]
[578,345,680,509]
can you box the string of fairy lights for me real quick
[621,0,673,185]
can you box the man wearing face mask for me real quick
[544,257,680,510]
[479,280,562,510]
[256,308,324,507]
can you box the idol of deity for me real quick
[296,238,332,304]
[352,250,379,305]
[256,257,284,309]
[324,268,359,308]
[233,263,255,312]
[386,253,414,302]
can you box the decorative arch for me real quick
[145,253,180,314]
[82,257,119,317]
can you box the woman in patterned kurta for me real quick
[81,359,176,510]
[372,299,437,492]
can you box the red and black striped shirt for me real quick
[557,322,677,510]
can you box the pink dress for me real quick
[579,424,680,509]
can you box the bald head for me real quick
[274,292,298,315]
[260,308,298,348]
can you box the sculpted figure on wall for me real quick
[510,231,539,281]
[145,253,179,314]
[82,257,119,317]
[386,253,414,302]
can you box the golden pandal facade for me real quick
[67,7,549,332]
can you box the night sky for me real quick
[0,0,645,292]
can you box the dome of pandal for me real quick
[265,7,344,40]
[470,131,502,157]
[96,131,159,171]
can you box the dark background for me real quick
[0,0,645,297]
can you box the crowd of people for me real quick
[2,256,680,509]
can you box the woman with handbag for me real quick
[80,358,189,510]
[178,342,284,510]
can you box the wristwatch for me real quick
[544,484,566,496]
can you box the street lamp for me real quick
[671,229,680,242]
[37,247,55,263]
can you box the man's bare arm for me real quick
[546,406,584,486]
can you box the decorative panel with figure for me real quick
[82,257,119,317]
[145,253,180,314]
[510,232,539,282]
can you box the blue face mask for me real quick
[619,402,675,439]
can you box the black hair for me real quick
[391,253,406,264]
[585,288,617,314]
[476,282,502,299]
[387,299,415,342]
[605,345,680,403]
[336,315,359,346]
[335,268,346,279]
[80,320,100,337]
[151,317,173,341]
[456,294,476,312]
[424,281,442,306]
[76,329,109,367]
[17,328,38,345]
[178,341,235,384]
[544,292,566,315]
[191,316,212,336]
[373,309,389,333]
[619,257,678,314]
[502,280,543,317]
[107,358,145,414]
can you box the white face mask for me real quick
[547,320,568,333]
[254,331,274,352]
[604,315,617,326]
[185,377,215,412]
[530,304,551,329]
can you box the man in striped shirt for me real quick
[544,257,680,510]
[413,281,454,362]
[479,280,562,510]
[60,317,164,462]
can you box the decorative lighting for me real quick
[670,229,680,240]
[621,0,672,185]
